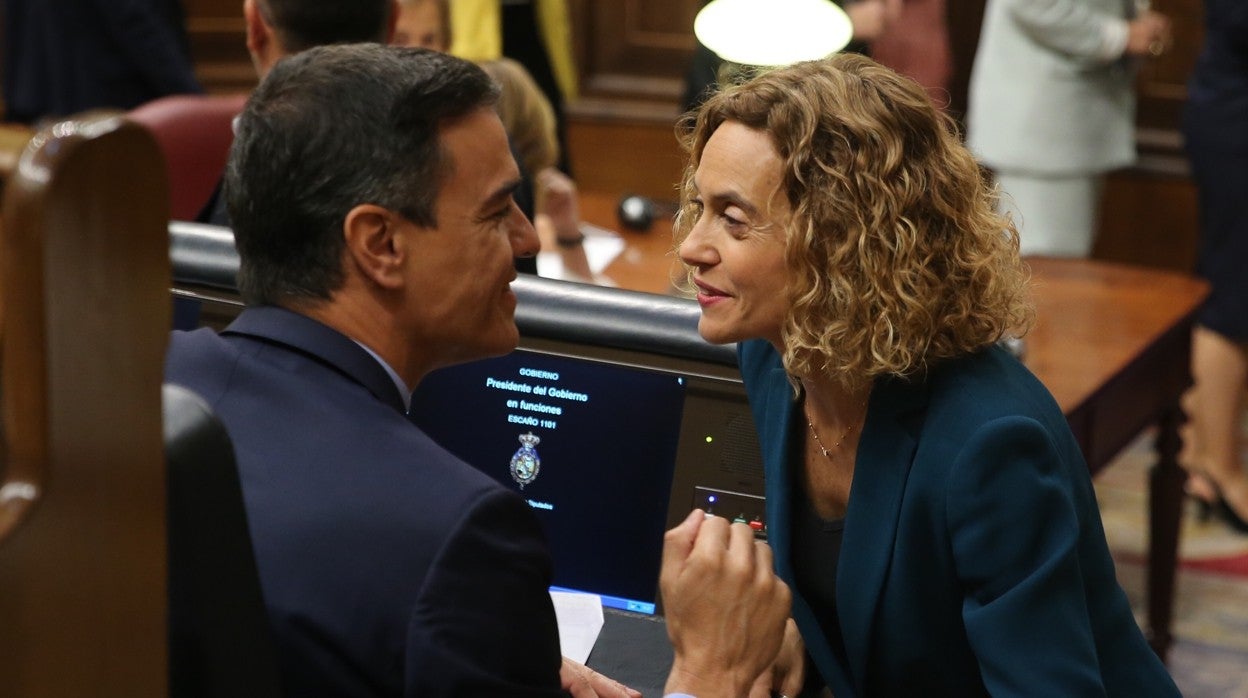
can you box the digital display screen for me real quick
[409,349,687,614]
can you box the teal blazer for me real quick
[739,340,1179,697]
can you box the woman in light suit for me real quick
[675,54,1180,697]
[966,0,1170,257]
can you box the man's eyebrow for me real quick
[482,178,524,209]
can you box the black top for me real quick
[789,452,851,687]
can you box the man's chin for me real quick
[480,326,521,359]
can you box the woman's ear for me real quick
[342,204,407,291]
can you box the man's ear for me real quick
[343,204,408,291]
[244,0,273,68]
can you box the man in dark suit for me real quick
[2,0,201,124]
[165,43,791,697]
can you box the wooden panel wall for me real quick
[184,0,256,94]
[568,0,700,114]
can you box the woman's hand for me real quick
[749,618,806,698]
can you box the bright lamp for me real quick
[694,0,853,67]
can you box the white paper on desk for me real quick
[536,223,625,281]
[549,590,604,664]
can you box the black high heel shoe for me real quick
[1188,471,1248,534]
[1213,494,1248,534]
[1191,494,1215,523]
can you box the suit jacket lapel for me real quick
[223,306,408,414]
[837,374,925,691]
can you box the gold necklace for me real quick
[804,404,857,459]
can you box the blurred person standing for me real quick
[3,0,201,125]
[478,57,598,282]
[967,0,1171,257]
[1181,0,1248,534]
[870,0,952,108]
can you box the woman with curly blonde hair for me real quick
[676,53,1179,697]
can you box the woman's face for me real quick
[679,121,792,348]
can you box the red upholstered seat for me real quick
[128,93,248,221]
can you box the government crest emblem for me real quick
[509,432,542,489]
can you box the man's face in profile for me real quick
[395,107,537,369]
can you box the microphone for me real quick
[616,194,680,232]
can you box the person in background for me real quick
[1180,0,1248,534]
[448,0,576,174]
[2,0,201,125]
[869,0,951,108]
[966,0,1171,257]
[167,43,791,697]
[479,57,598,282]
[393,0,448,52]
[676,53,1180,696]
[391,3,587,278]
[195,0,398,227]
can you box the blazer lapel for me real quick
[837,375,926,692]
[761,366,796,578]
[758,365,857,698]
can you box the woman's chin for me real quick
[697,318,742,346]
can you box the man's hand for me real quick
[559,656,642,698]
[661,510,792,697]
[536,167,581,244]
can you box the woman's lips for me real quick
[694,279,730,307]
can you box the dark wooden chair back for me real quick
[0,112,171,696]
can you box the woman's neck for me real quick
[799,374,871,436]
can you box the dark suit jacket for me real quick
[165,306,564,697]
[3,0,201,124]
[739,340,1179,697]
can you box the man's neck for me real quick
[284,295,424,390]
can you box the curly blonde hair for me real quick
[674,54,1033,389]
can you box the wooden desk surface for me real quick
[1024,258,1207,417]
[579,192,683,295]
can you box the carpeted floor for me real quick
[1096,428,1248,697]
